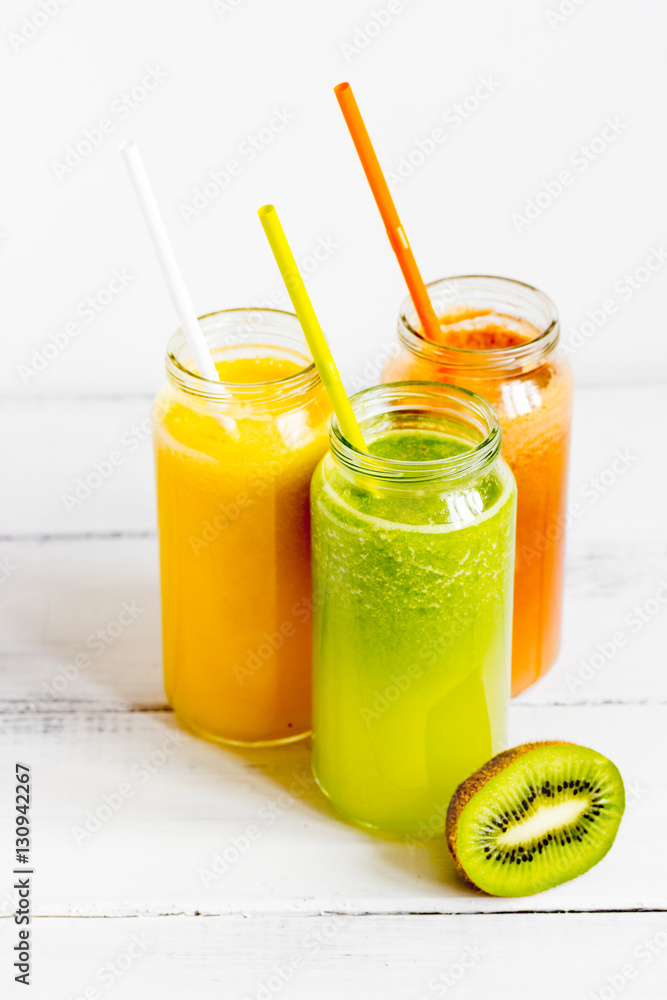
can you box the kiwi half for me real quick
[446,741,625,896]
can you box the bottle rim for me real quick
[398,274,559,376]
[330,381,502,487]
[165,307,320,403]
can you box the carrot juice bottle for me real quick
[383,276,573,695]
[153,308,331,745]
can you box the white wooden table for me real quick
[3,0,667,992]
[1,384,665,998]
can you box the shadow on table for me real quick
[160,720,470,896]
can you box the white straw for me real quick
[119,140,219,382]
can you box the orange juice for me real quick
[154,309,331,745]
[383,276,573,695]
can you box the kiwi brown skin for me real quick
[446,741,572,893]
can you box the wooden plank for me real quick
[519,534,667,705]
[1,912,666,999]
[0,538,163,710]
[0,706,662,918]
[1,386,664,537]
[0,396,156,536]
[3,387,664,706]
[1,533,665,710]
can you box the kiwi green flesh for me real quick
[452,744,625,897]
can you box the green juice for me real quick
[311,420,516,836]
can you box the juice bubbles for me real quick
[153,309,331,746]
[383,277,573,695]
[311,383,516,834]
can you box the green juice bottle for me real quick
[311,382,517,835]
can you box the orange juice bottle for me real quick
[383,276,573,695]
[153,308,331,744]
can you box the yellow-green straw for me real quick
[258,204,368,452]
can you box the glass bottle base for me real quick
[312,765,440,839]
[511,639,561,696]
[175,714,311,749]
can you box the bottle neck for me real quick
[398,275,560,378]
[165,308,321,409]
[329,382,502,493]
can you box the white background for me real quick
[3,0,666,395]
[2,2,667,999]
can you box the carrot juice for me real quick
[383,276,573,695]
[153,309,331,745]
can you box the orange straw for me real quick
[334,81,442,341]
